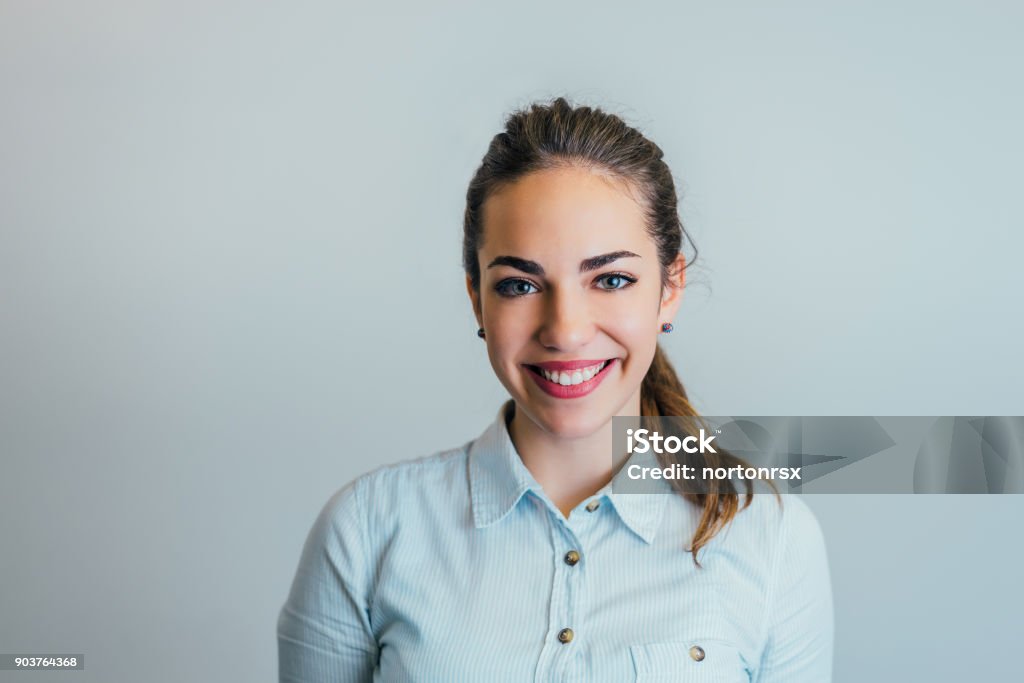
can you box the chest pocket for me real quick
[630,638,751,682]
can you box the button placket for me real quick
[554,521,583,647]
[553,516,585,668]
[535,505,587,679]
[557,500,599,683]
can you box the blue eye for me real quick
[495,273,637,298]
[495,279,539,298]
[596,273,638,290]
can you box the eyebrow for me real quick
[486,250,640,276]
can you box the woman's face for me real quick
[467,165,685,439]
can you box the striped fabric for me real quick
[277,400,834,682]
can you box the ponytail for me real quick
[640,345,776,567]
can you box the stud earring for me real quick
[660,322,674,333]
[477,328,486,339]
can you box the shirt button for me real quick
[689,645,705,662]
[564,550,580,566]
[585,500,600,512]
[557,628,574,643]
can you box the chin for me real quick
[527,400,613,440]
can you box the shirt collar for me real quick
[468,400,670,544]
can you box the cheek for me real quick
[607,289,660,335]
[483,297,536,339]
[481,298,534,368]
[604,292,661,370]
[613,317,659,364]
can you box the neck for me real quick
[508,389,642,518]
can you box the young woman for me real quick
[278,97,834,682]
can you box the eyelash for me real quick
[494,272,638,298]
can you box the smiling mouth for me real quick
[525,360,613,387]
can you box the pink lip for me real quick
[524,358,617,399]
[530,359,612,371]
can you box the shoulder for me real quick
[737,496,834,677]
[762,495,830,586]
[700,492,829,592]
[761,495,828,570]
[733,493,832,619]
[315,441,474,537]
[729,491,826,553]
[356,442,471,501]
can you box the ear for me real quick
[466,274,483,327]
[659,253,687,321]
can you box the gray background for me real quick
[1,1,1021,681]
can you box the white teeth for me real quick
[539,361,609,386]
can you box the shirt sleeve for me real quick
[277,477,378,683]
[754,497,835,683]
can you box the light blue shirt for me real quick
[278,400,834,682]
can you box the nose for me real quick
[537,284,595,351]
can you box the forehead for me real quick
[480,166,653,257]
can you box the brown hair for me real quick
[462,96,778,565]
